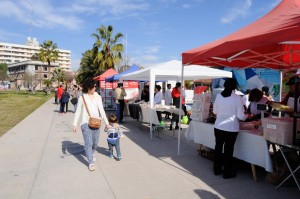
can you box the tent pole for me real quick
[178,64,185,155]
[149,71,155,139]
[279,70,283,102]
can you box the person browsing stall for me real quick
[170,82,185,130]
[213,78,252,179]
[114,83,127,124]
[141,85,150,102]
[247,88,271,119]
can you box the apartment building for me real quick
[0,37,71,70]
[8,60,59,90]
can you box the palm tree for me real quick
[51,68,66,86]
[91,25,124,71]
[43,79,52,94]
[37,40,59,66]
[76,50,99,85]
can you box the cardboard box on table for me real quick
[262,117,300,145]
[191,93,211,122]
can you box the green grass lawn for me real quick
[0,91,53,136]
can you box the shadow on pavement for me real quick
[119,115,300,199]
[61,141,87,166]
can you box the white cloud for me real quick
[72,0,150,16]
[144,46,160,54]
[221,0,252,24]
[0,29,23,41]
[0,0,83,30]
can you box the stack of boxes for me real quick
[191,93,211,122]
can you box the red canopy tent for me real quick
[182,0,300,145]
[93,68,118,81]
[182,0,300,70]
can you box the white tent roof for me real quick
[120,60,232,81]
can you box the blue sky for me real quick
[0,0,281,71]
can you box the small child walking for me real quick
[106,114,122,160]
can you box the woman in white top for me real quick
[213,78,252,179]
[73,78,109,171]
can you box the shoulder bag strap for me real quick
[82,95,91,117]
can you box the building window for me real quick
[44,74,47,79]
[35,66,38,70]
[43,66,47,71]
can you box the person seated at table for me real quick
[154,85,163,122]
[246,88,271,120]
[141,85,149,102]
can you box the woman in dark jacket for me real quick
[60,88,70,114]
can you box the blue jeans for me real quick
[108,138,121,158]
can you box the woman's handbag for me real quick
[70,97,78,105]
[82,95,101,129]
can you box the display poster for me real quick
[99,80,139,110]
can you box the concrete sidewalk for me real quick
[0,98,299,199]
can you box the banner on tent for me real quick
[212,68,280,102]
[100,81,138,89]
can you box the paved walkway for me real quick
[0,98,299,199]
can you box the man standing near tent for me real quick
[114,83,127,124]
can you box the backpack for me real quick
[107,127,120,145]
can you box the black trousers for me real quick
[213,128,238,175]
[118,100,125,122]
[60,102,69,113]
[156,111,162,122]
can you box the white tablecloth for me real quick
[139,106,160,125]
[186,121,273,172]
[139,105,184,125]
[156,107,185,115]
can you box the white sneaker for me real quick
[89,164,95,171]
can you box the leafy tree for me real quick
[51,68,66,86]
[43,79,52,94]
[23,72,39,94]
[64,70,76,87]
[76,50,100,85]
[0,63,8,80]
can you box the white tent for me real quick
[120,60,232,154]
[120,60,232,81]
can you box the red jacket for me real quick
[171,88,185,104]
[57,87,64,99]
